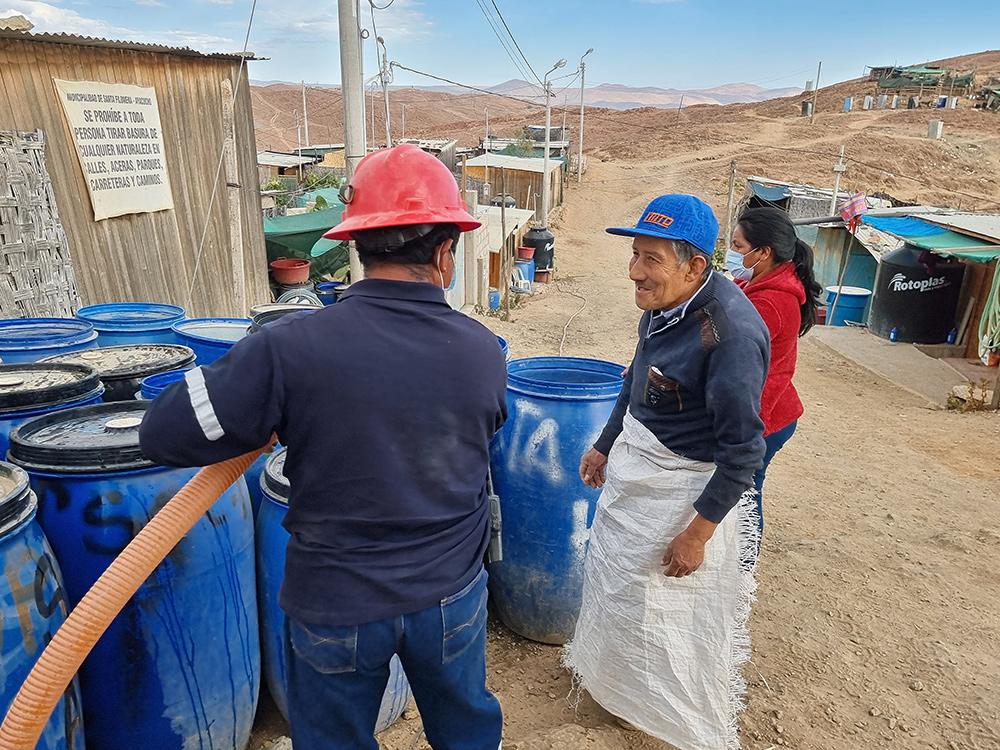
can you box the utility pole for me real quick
[830,145,847,215]
[301,81,310,149]
[485,107,490,147]
[337,0,365,282]
[541,58,567,226]
[810,60,822,124]
[578,48,593,184]
[295,111,302,182]
[401,103,406,140]
[376,36,392,146]
[724,160,737,248]
[369,85,376,148]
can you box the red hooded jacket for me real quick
[735,262,805,436]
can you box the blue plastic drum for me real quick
[0,319,98,365]
[0,363,105,457]
[10,402,260,750]
[488,357,624,644]
[75,303,186,347]
[138,369,187,400]
[496,335,511,364]
[825,285,872,327]
[171,318,250,366]
[0,461,85,750]
[256,448,410,726]
[40,345,195,402]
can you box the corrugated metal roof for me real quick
[0,28,258,61]
[465,153,559,174]
[257,151,318,168]
[921,213,1000,244]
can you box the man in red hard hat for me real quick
[140,144,506,748]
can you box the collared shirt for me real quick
[140,278,508,626]
[646,275,713,338]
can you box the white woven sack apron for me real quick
[564,411,759,750]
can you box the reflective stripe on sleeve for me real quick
[184,367,225,441]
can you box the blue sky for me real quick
[4,0,1000,91]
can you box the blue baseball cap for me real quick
[606,194,719,255]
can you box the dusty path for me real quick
[252,160,1000,750]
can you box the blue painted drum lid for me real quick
[262,447,289,503]
[0,363,102,413]
[9,402,153,473]
[75,303,185,331]
[40,345,195,382]
[0,318,95,349]
[0,462,35,536]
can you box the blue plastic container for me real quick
[256,448,410,725]
[315,281,339,306]
[0,319,98,365]
[0,363,105,457]
[488,357,624,644]
[0,461,85,750]
[171,317,250,365]
[497,335,511,363]
[512,259,535,294]
[825,285,872,327]
[75,303,186,347]
[138,369,188,399]
[10,402,260,750]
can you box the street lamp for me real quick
[578,48,593,184]
[541,58,567,227]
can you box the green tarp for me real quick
[263,205,348,279]
[294,187,341,209]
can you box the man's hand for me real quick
[579,448,609,489]
[662,514,718,577]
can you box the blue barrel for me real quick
[256,448,410,726]
[825,285,872,327]
[75,303,186,347]
[512,259,535,293]
[489,357,624,644]
[497,335,511,363]
[10,402,260,750]
[0,461,85,750]
[314,282,338,306]
[171,318,250,365]
[40,344,195,402]
[0,319,98,365]
[0,363,105,457]
[138,369,187,399]
[137,370,270,517]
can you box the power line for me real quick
[489,0,542,86]
[473,0,541,91]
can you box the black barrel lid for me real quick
[0,461,36,536]
[262,447,289,502]
[40,345,195,382]
[9,401,154,473]
[0,363,102,412]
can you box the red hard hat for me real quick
[324,144,481,240]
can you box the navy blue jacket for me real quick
[139,280,508,626]
[594,271,770,522]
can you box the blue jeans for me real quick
[752,420,798,534]
[284,566,502,749]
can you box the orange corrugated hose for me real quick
[0,448,263,750]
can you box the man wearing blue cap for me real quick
[564,194,769,750]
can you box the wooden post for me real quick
[723,161,737,249]
[221,79,245,314]
[501,168,510,319]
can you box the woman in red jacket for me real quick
[726,207,821,534]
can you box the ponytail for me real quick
[737,206,823,337]
[791,238,822,336]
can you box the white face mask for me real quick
[725,248,761,282]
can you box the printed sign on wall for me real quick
[53,79,174,221]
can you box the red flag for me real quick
[838,192,868,233]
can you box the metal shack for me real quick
[464,153,564,223]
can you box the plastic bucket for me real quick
[825,285,872,327]
[75,303,186,347]
[171,318,250,365]
[10,401,259,750]
[488,357,624,643]
[256,448,410,725]
[0,363,105,457]
[0,319,98,365]
[0,461,86,750]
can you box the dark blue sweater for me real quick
[139,279,508,626]
[594,271,770,522]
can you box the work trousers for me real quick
[285,566,503,749]
[752,419,798,534]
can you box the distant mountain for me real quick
[251,78,803,110]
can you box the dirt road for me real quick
[254,160,1000,750]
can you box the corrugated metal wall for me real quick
[0,38,269,317]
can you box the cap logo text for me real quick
[643,212,674,229]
